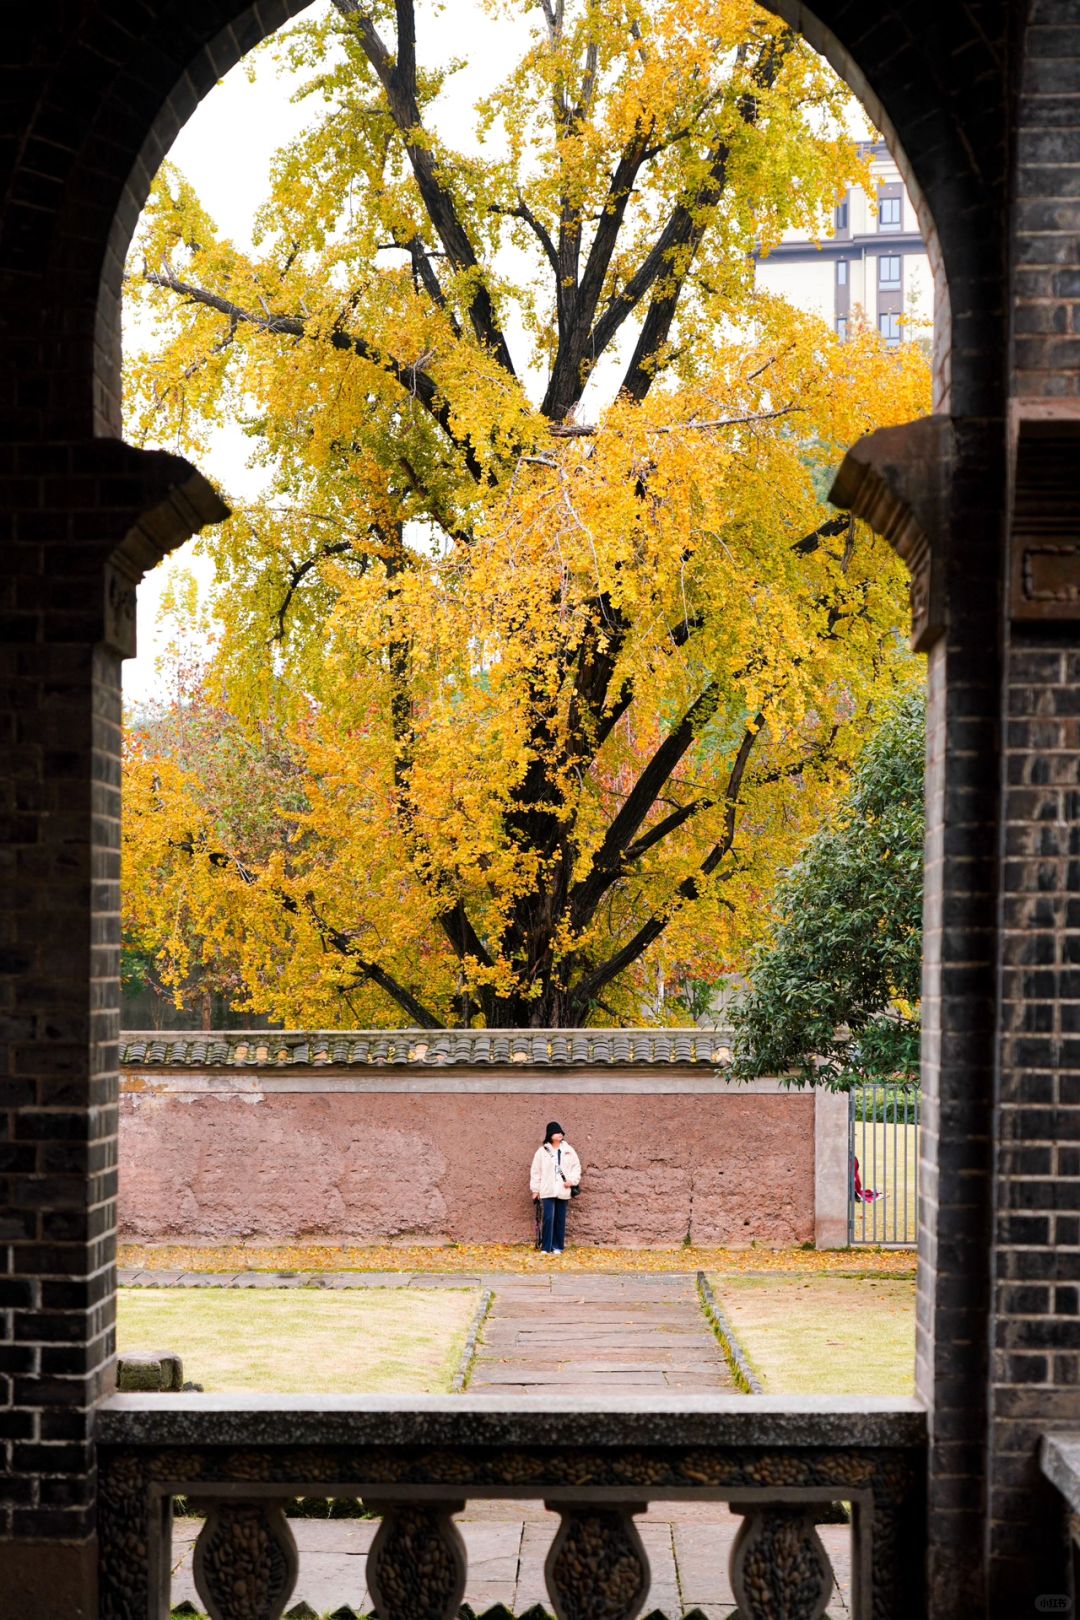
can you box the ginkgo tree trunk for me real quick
[122,0,930,1029]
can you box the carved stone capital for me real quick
[1009,400,1080,623]
[829,415,954,652]
[544,1502,650,1620]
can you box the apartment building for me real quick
[755,141,933,346]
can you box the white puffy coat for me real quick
[530,1140,581,1201]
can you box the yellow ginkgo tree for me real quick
[123,0,929,1029]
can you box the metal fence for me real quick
[848,1082,920,1246]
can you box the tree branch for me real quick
[303,894,441,1026]
[609,30,797,404]
[438,899,496,975]
[567,717,764,1013]
[272,540,361,643]
[144,268,485,483]
[168,836,441,1027]
[398,235,462,337]
[568,680,725,933]
[491,199,561,281]
[332,0,517,376]
[542,131,651,420]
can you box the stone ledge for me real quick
[97,1393,927,1451]
[1039,1432,1080,1511]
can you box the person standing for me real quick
[530,1121,581,1255]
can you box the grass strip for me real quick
[708,1273,916,1397]
[696,1271,762,1395]
[452,1287,493,1393]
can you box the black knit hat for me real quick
[544,1121,565,1141]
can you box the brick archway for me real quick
[4,3,1079,1618]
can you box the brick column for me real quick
[986,4,1080,1609]
[986,640,1080,1613]
[0,636,121,1616]
[833,414,1005,1619]
[0,441,225,1617]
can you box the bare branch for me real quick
[649,406,800,435]
[490,199,560,280]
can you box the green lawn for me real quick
[117,1287,478,1394]
[711,1273,916,1396]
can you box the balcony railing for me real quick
[97,1395,925,1620]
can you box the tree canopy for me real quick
[730,687,925,1085]
[122,0,930,1028]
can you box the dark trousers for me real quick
[540,1196,568,1252]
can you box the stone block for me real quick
[115,1351,183,1392]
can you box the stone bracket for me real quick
[97,439,230,658]
[829,415,955,652]
[1009,400,1080,624]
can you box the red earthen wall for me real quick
[117,1082,816,1247]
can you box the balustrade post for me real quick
[362,1498,467,1620]
[544,1502,650,1620]
[192,1498,299,1620]
[729,1504,834,1620]
[97,1454,172,1620]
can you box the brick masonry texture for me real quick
[2,0,1077,1616]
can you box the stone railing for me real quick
[96,1395,926,1620]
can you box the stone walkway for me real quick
[467,1272,736,1396]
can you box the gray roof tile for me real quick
[119,1028,733,1069]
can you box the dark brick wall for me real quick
[1014,0,1080,396]
[984,5,1080,1612]
[0,1,1073,1617]
[0,549,117,1552]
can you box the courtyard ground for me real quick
[119,1259,914,1616]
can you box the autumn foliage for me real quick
[123,0,930,1028]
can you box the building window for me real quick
[878,311,901,348]
[836,316,848,340]
[836,260,848,286]
[835,200,849,232]
[878,255,901,288]
[879,195,902,231]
